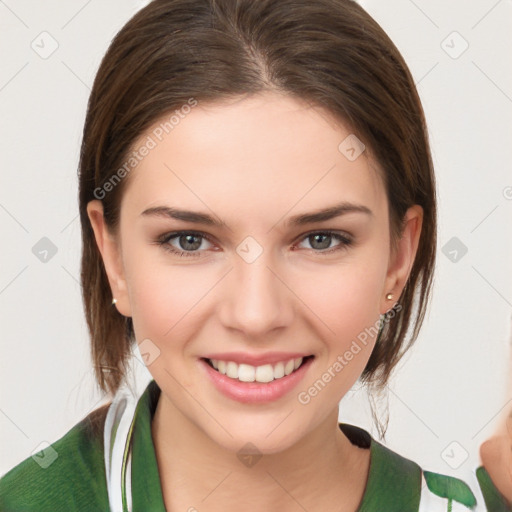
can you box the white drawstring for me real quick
[104,387,138,512]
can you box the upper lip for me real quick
[201,352,312,366]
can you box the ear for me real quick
[86,200,132,317]
[380,205,423,314]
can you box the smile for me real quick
[204,356,313,383]
[200,354,314,403]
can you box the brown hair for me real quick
[79,0,436,400]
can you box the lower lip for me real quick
[200,357,314,404]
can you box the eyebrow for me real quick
[140,201,372,229]
[284,202,373,226]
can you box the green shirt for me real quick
[1,379,510,511]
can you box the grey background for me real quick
[1,0,511,488]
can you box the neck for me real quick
[151,393,371,512]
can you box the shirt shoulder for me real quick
[475,466,512,512]
[355,431,478,511]
[0,403,110,512]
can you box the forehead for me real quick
[120,92,385,224]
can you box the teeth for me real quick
[226,361,238,379]
[209,357,305,383]
[238,364,255,382]
[255,364,274,383]
[274,362,285,378]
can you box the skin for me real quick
[480,426,512,504]
[88,91,422,511]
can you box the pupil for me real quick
[180,234,201,251]
[311,234,330,250]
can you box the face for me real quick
[88,91,421,454]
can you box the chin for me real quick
[198,415,306,456]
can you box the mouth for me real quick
[201,355,315,384]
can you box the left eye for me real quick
[296,231,352,252]
[156,230,352,258]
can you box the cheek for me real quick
[129,266,214,342]
[294,260,384,339]
[291,258,385,386]
[290,264,383,406]
[122,239,215,342]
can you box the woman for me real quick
[0,0,509,510]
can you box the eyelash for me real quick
[155,230,353,258]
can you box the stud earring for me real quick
[112,297,117,306]
[385,293,394,300]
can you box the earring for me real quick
[112,297,117,306]
[385,293,393,300]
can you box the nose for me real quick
[218,249,295,338]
